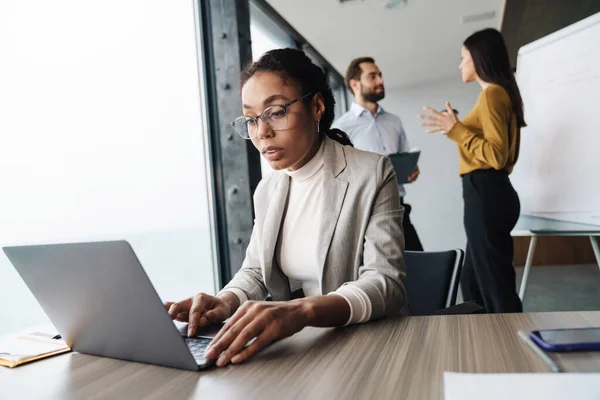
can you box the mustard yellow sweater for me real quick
[446,84,520,176]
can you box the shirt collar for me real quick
[350,102,385,117]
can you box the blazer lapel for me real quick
[261,174,292,300]
[317,138,349,287]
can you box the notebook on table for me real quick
[0,325,70,368]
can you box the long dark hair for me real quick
[240,48,352,146]
[464,28,526,128]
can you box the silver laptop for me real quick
[3,240,220,371]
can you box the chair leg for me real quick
[519,236,537,301]
[590,236,600,273]
[445,249,463,308]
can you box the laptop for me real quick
[3,240,220,371]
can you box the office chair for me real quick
[404,249,466,316]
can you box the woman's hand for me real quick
[164,292,238,337]
[204,300,311,367]
[418,101,458,134]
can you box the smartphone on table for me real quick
[530,327,600,352]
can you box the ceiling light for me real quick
[384,0,407,9]
[461,10,496,24]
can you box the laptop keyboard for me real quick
[185,337,212,363]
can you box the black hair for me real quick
[240,48,351,146]
[463,28,526,128]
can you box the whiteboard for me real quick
[511,12,600,225]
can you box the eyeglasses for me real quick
[231,93,314,139]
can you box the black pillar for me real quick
[199,0,261,285]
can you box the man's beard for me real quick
[361,86,385,102]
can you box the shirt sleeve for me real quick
[446,87,511,170]
[328,286,372,325]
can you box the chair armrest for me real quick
[429,300,486,315]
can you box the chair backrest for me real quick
[404,249,464,316]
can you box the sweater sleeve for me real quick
[328,286,372,325]
[446,87,511,170]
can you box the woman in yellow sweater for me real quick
[419,28,526,313]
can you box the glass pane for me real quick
[329,72,349,121]
[250,2,295,60]
[0,0,217,335]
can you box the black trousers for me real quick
[401,201,424,251]
[461,169,523,313]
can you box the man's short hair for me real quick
[345,57,375,95]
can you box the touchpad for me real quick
[173,320,224,338]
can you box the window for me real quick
[0,0,217,335]
[250,2,295,58]
[329,73,349,123]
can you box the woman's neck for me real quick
[287,136,323,172]
[477,77,491,91]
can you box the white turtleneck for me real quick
[224,140,372,325]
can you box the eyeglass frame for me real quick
[231,92,315,139]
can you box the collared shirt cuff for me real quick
[328,285,372,326]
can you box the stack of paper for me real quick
[0,325,70,368]
[444,372,600,400]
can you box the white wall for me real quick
[380,78,482,251]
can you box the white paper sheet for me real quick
[0,324,68,366]
[444,372,600,400]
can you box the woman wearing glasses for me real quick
[166,48,408,367]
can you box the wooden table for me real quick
[2,312,600,400]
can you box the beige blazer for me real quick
[222,136,409,320]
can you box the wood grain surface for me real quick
[2,312,599,400]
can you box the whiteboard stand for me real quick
[512,214,600,302]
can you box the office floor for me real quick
[456,264,600,312]
[515,264,600,312]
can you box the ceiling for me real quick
[266,0,505,89]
